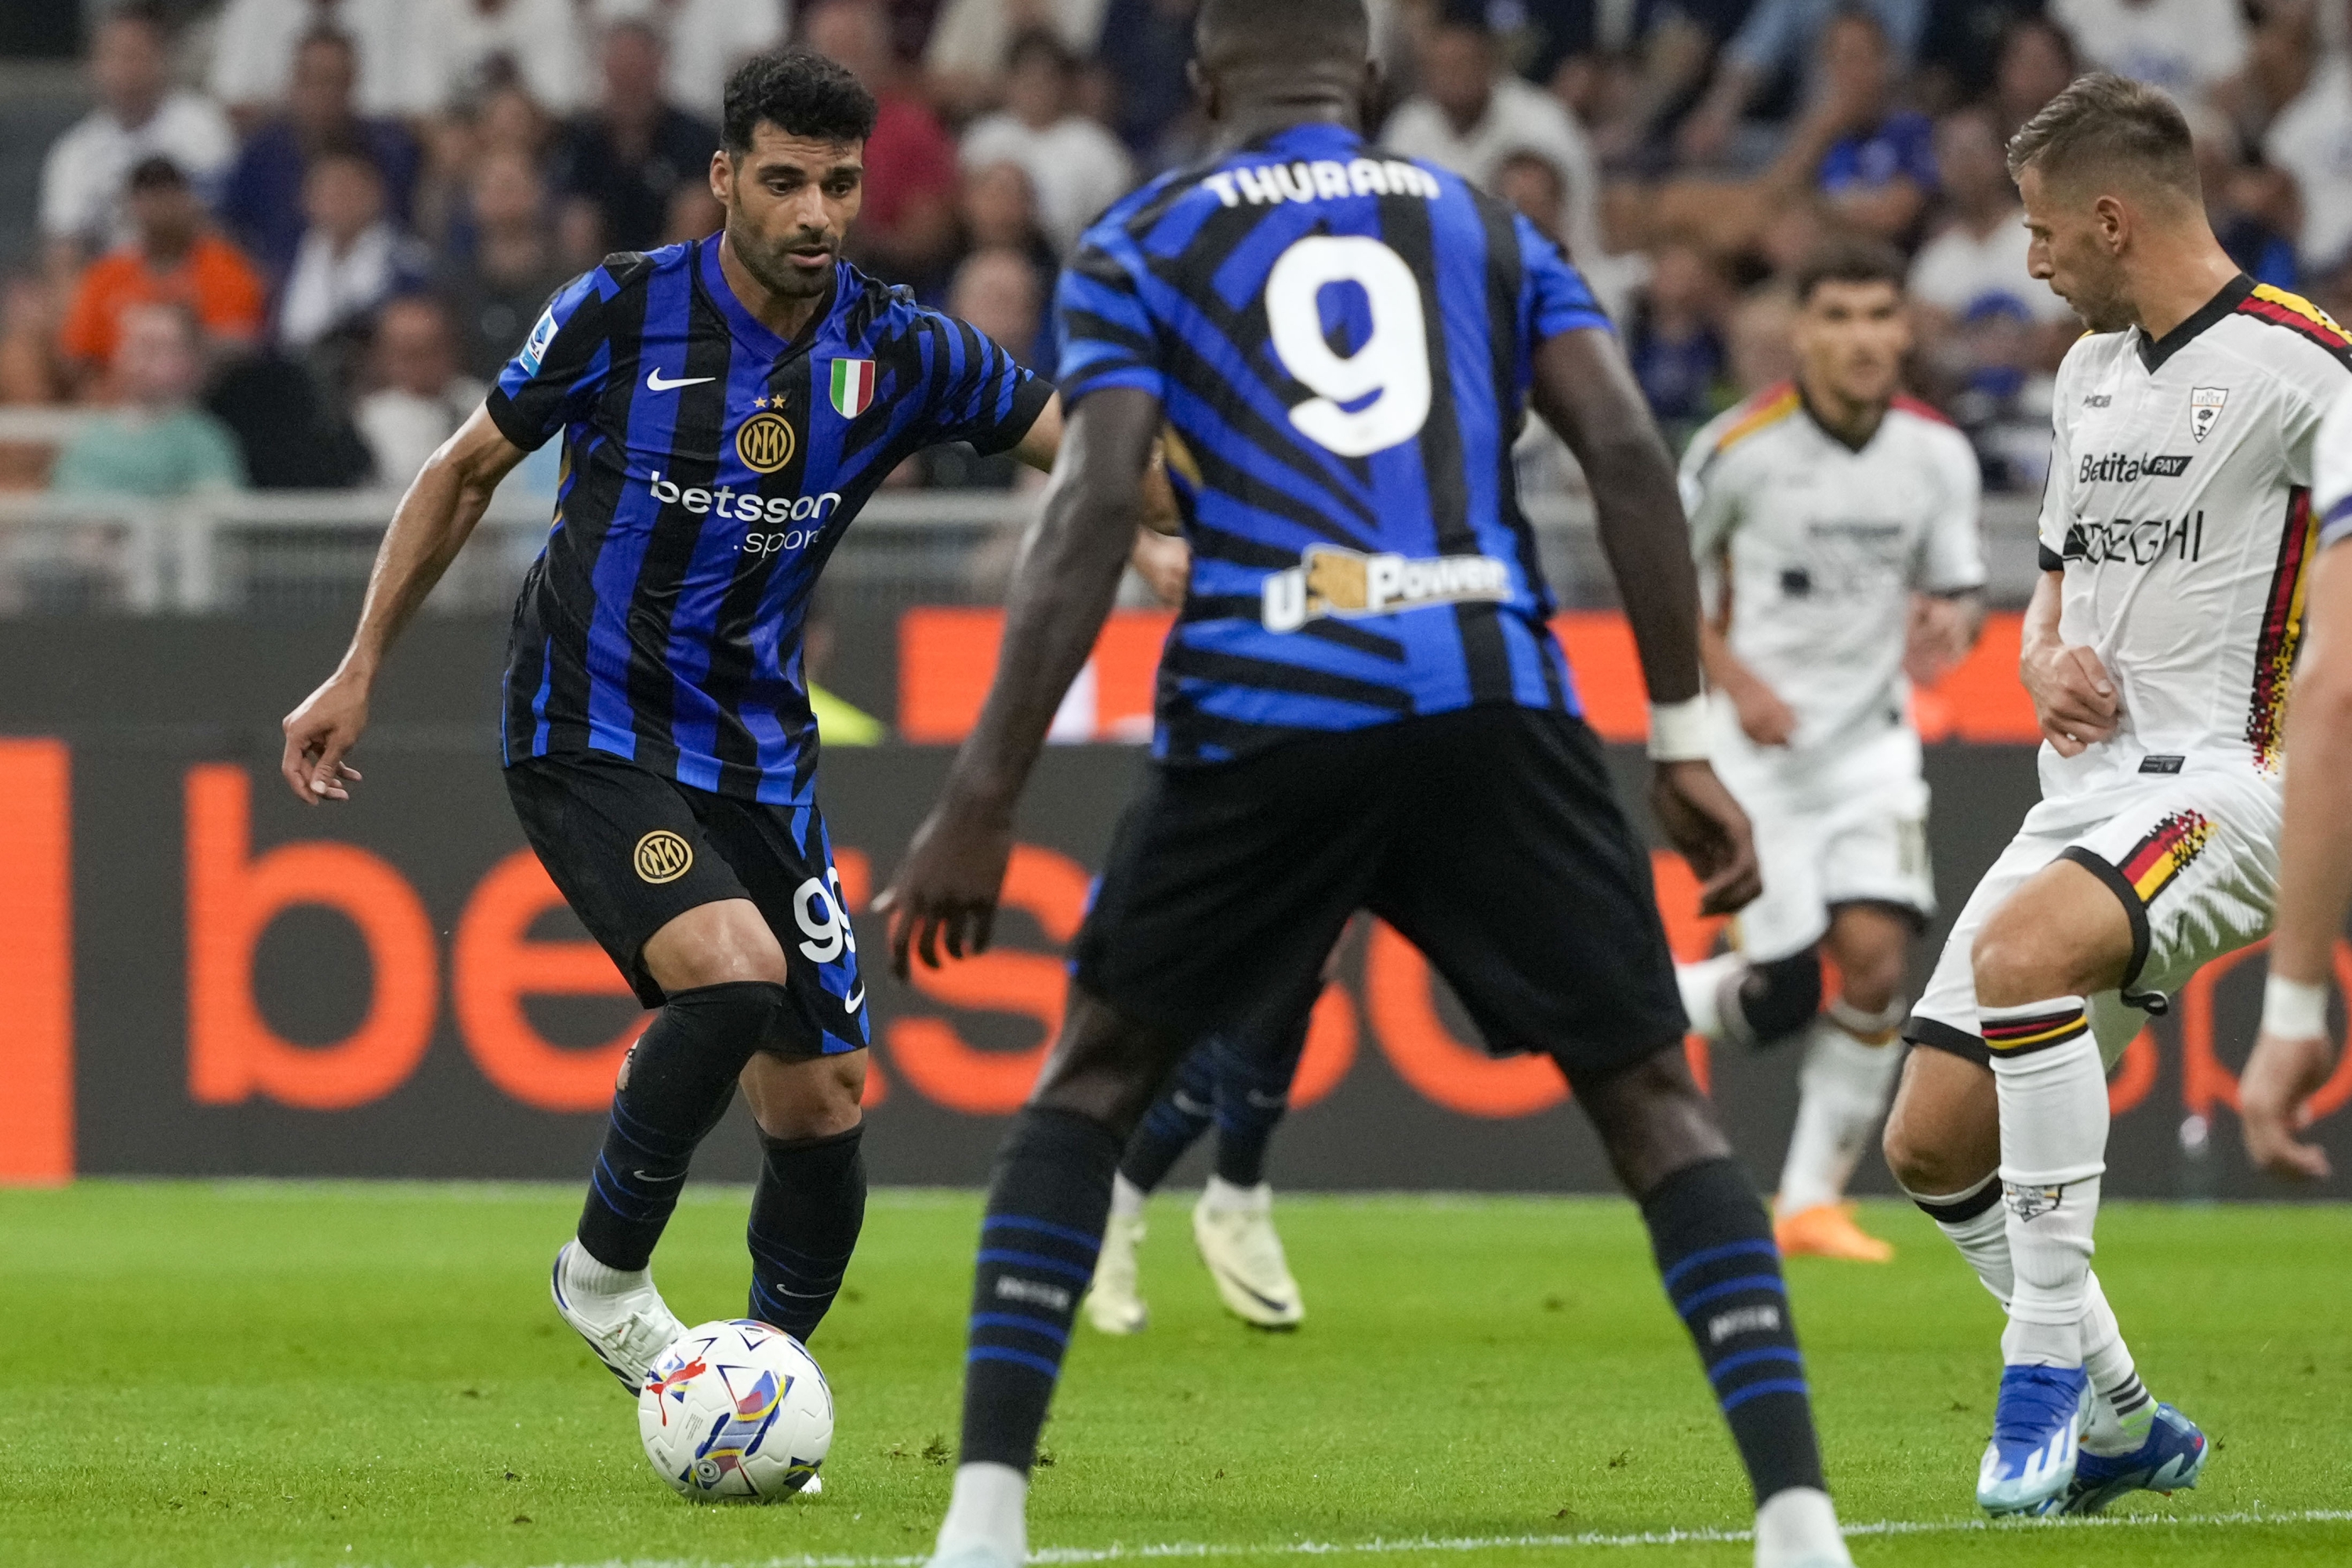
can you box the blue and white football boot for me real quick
[1976,1364,2091,1515]
[2043,1403,2209,1515]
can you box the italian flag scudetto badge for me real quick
[830,358,876,417]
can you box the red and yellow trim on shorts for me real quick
[2246,488,2317,771]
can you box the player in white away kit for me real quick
[1677,238,1986,1264]
[1879,74,2352,1516]
[2241,382,2352,1182]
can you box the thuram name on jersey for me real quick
[1262,544,1513,633]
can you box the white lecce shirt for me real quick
[2314,381,2352,550]
[2034,278,2352,824]
[1682,385,1986,761]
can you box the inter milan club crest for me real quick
[829,358,877,417]
[2190,387,2228,443]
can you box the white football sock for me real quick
[1984,998,2106,1367]
[563,1241,649,1298]
[2080,1272,2156,1454]
[1677,951,1746,1041]
[936,1461,1028,1562]
[1199,1175,1269,1215]
[1900,1171,2013,1304]
[1777,1000,1904,1213]
[1753,1486,1850,1568]
[1109,1172,1145,1221]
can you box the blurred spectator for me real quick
[1909,107,2074,480]
[2049,0,2249,101]
[2188,106,2298,288]
[807,0,963,288]
[927,0,1112,119]
[1914,0,2043,111]
[0,276,63,409]
[960,29,1136,256]
[218,29,424,281]
[410,0,594,114]
[1787,10,1934,244]
[2216,0,2321,145]
[1990,14,2078,144]
[275,145,433,351]
[1625,242,1730,448]
[924,248,1051,487]
[1094,0,1198,157]
[590,0,791,121]
[1677,0,1927,165]
[356,296,488,488]
[38,5,236,273]
[1494,147,1639,325]
[550,21,722,257]
[207,0,426,121]
[439,151,575,379]
[2263,45,2352,278]
[205,350,376,488]
[50,305,245,498]
[59,158,265,387]
[960,160,1062,306]
[1726,283,1800,395]
[1382,9,1602,264]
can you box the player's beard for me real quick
[734,226,839,302]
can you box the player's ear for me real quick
[709,148,733,205]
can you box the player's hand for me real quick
[2241,1027,2336,1182]
[1651,759,1762,916]
[1138,441,1184,537]
[1728,676,1798,748]
[1904,593,1973,687]
[2021,639,2120,756]
[1131,528,1190,608]
[875,801,1014,978]
[279,672,370,805]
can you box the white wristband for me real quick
[2262,974,2330,1040]
[1647,695,1712,762]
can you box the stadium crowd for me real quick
[5,0,2350,503]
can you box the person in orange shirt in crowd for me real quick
[58,156,264,390]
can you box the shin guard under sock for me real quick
[960,1107,1123,1472]
[1118,1044,1216,1194]
[1984,999,2106,1367]
[1642,1157,1827,1504]
[577,981,782,1271]
[747,1122,868,1341]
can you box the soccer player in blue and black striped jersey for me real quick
[884,2,1854,1563]
[278,49,1149,1440]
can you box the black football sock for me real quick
[1211,1006,1312,1188]
[746,1122,868,1341]
[1642,1157,1828,1504]
[960,1106,1123,1471]
[1117,1044,1217,1193]
[575,981,782,1272]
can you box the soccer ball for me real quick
[638,1319,833,1501]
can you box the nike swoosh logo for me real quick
[645,368,715,391]
[844,987,865,1014]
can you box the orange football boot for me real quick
[1775,1201,1895,1262]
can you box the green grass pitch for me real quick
[1,1184,2347,1568]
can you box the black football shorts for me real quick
[504,750,869,1056]
[1072,706,1687,1077]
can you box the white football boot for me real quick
[1084,1209,1150,1334]
[1192,1181,1304,1328]
[550,1240,688,1392]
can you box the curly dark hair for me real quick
[721,49,879,154]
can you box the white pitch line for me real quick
[523,1508,2352,1568]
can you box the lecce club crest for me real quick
[2190,387,2227,443]
[829,358,876,418]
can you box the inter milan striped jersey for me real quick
[1058,122,1613,765]
[488,234,1051,802]
[2031,274,2352,822]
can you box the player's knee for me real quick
[1881,1086,1972,1192]
[1030,989,1189,1135]
[744,1048,865,1140]
[1729,950,1822,1046]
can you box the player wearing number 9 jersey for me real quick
[884,4,1855,1566]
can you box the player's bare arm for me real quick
[279,407,527,804]
[2246,543,2352,1181]
[880,386,1163,974]
[2017,567,2118,755]
[1905,589,1986,686]
[1529,326,1761,915]
[1699,612,1797,747]
[1011,392,1184,538]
